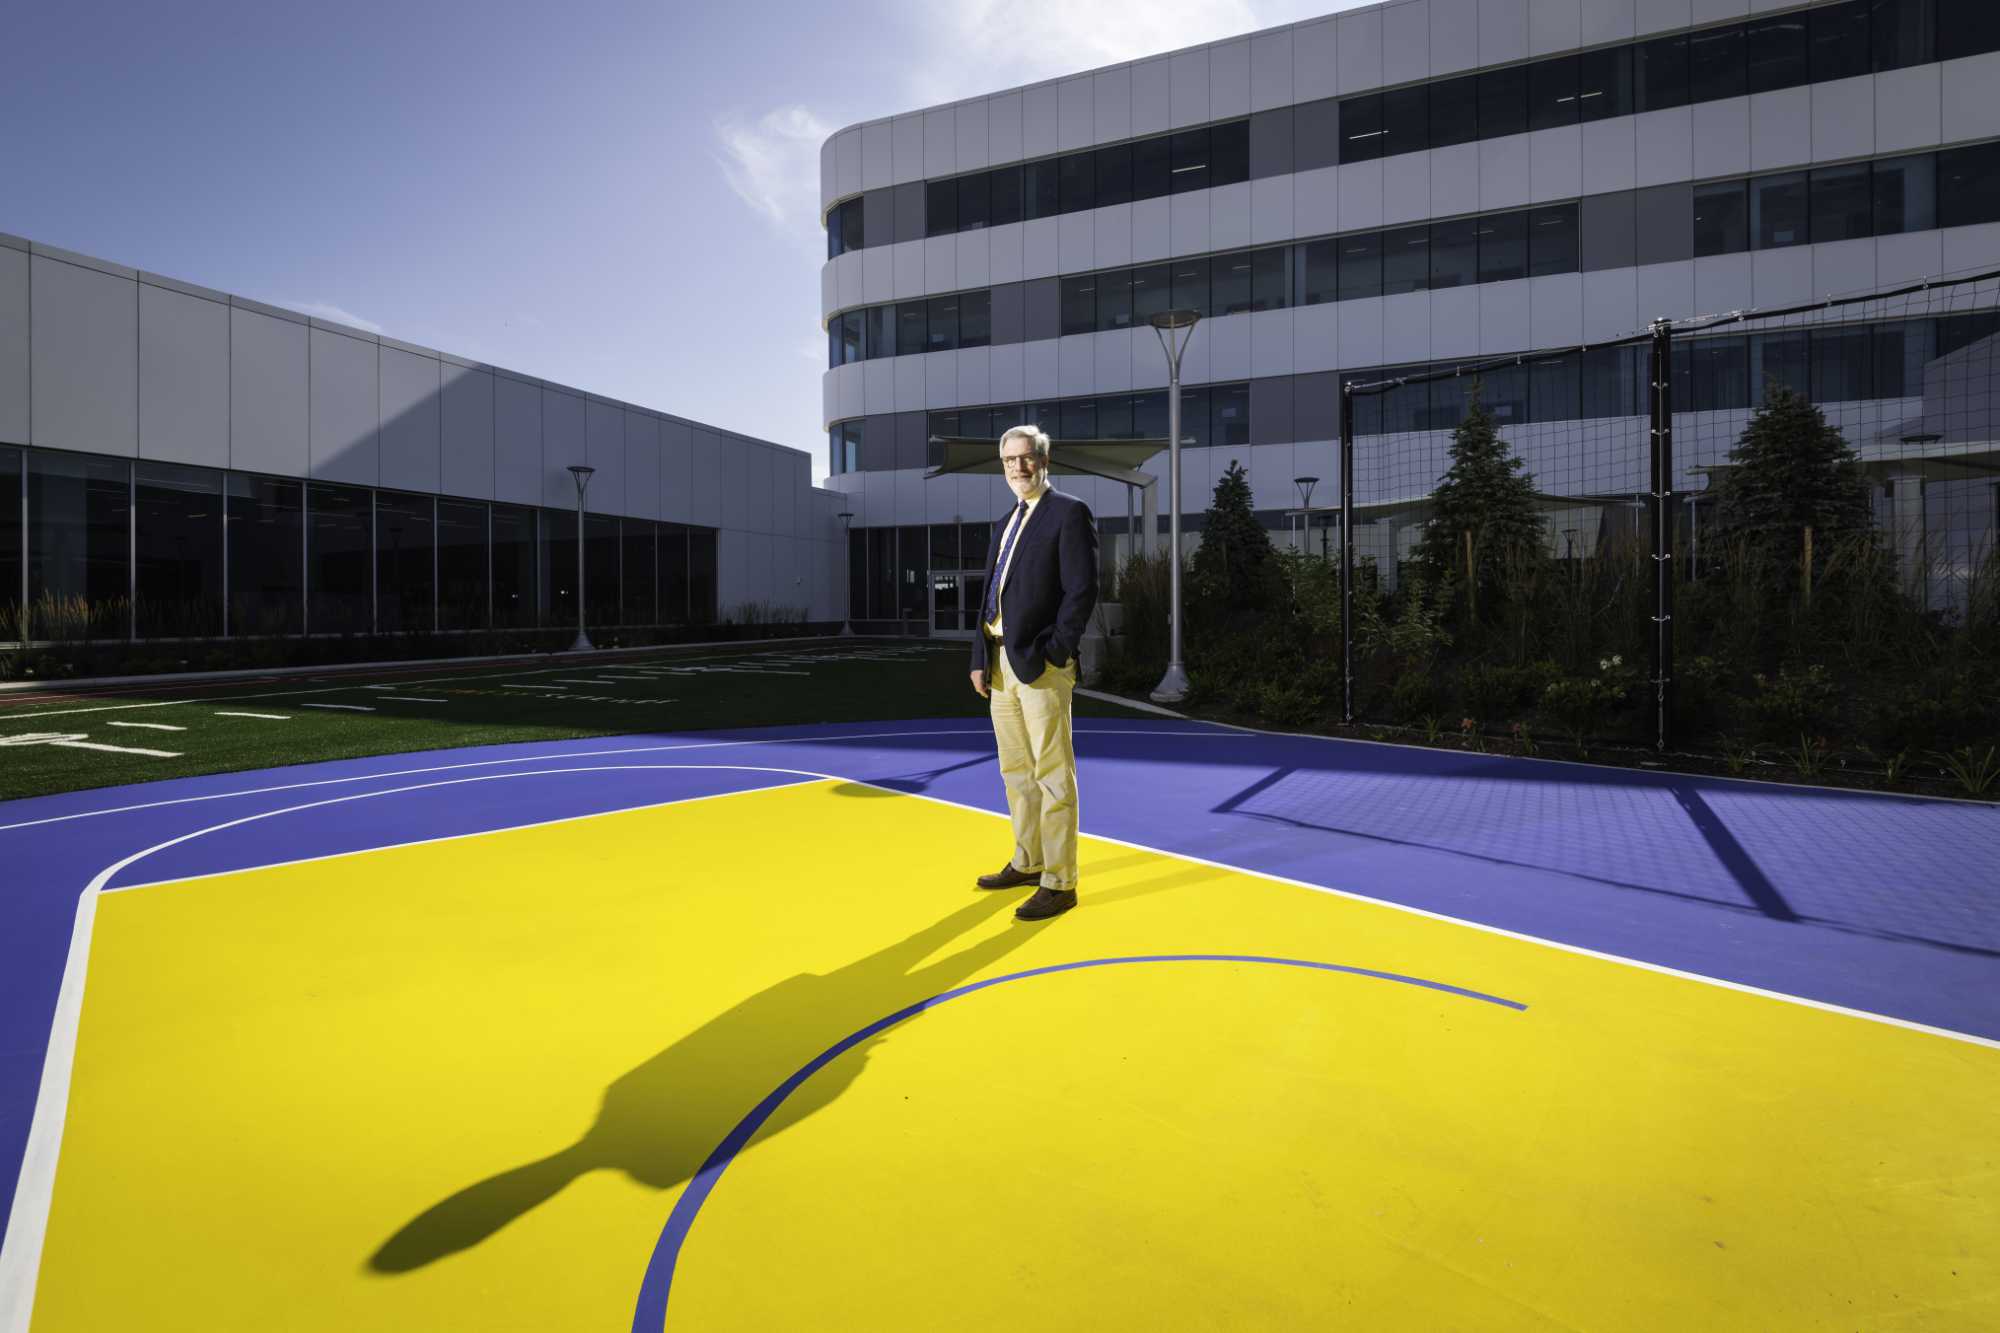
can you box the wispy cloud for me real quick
[713,105,836,235]
[279,300,385,335]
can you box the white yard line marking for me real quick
[300,704,376,712]
[555,679,621,685]
[501,685,567,691]
[378,697,446,704]
[214,712,288,720]
[106,722,187,732]
[0,733,181,758]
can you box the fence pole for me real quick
[1339,383,1356,725]
[1649,319,1676,753]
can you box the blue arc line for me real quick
[630,953,1527,1331]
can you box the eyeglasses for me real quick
[1001,453,1041,471]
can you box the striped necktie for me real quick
[982,501,1028,627]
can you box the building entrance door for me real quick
[931,571,983,637]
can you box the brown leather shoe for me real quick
[1014,887,1077,920]
[976,863,1042,890]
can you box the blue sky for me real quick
[0,0,1357,484]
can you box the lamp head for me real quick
[1148,308,1201,331]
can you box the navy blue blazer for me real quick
[968,487,1100,684]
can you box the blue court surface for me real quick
[1,718,1995,1329]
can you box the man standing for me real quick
[969,425,1099,921]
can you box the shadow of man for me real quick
[370,890,1044,1274]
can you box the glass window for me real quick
[960,290,991,348]
[1171,127,1212,192]
[842,200,864,253]
[867,305,894,360]
[579,512,621,631]
[1479,64,1529,139]
[1302,239,1340,305]
[840,309,863,365]
[847,528,866,625]
[1179,387,1210,447]
[435,500,487,631]
[893,183,924,244]
[990,165,1023,226]
[1339,93,1385,163]
[827,319,840,370]
[1251,247,1290,311]
[1811,327,1874,402]
[1579,46,1633,122]
[827,205,845,261]
[1212,251,1255,315]
[133,461,222,638]
[1211,383,1250,448]
[1581,344,1644,418]
[1381,225,1429,295]
[0,448,18,640]
[374,491,434,635]
[492,503,535,628]
[1480,364,1529,425]
[1058,150,1096,213]
[1096,269,1133,330]
[1940,310,2000,357]
[1752,172,1809,248]
[621,519,656,625]
[1529,353,1581,422]
[1874,318,1935,397]
[1751,331,1809,401]
[1873,153,1936,234]
[1810,163,1873,242]
[1429,74,1479,149]
[1339,232,1383,301]
[688,528,717,625]
[925,179,957,237]
[896,302,927,357]
[958,173,990,231]
[1429,217,1479,289]
[1871,0,1935,73]
[1060,275,1098,336]
[27,450,129,639]
[226,474,302,635]
[1634,33,1691,111]
[307,483,371,634]
[930,521,962,573]
[896,524,926,622]
[1693,179,1749,256]
[926,294,959,352]
[1210,119,1250,186]
[656,522,689,625]
[1133,135,1172,200]
[1131,262,1171,322]
[1689,336,1749,411]
[1529,55,1581,131]
[1024,159,1059,220]
[1060,398,1097,442]
[1478,211,1529,283]
[1096,143,1133,207]
[1133,389,1168,440]
[1941,0,2000,56]
[1171,256,1211,316]
[1939,142,2000,229]
[1689,23,1746,102]
[1528,203,1579,276]
[1810,1,1872,82]
[1746,15,1809,94]
[1381,86,1427,158]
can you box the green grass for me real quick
[0,639,1155,803]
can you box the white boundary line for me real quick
[1,750,1994,1331]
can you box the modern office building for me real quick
[0,233,845,645]
[820,0,2000,635]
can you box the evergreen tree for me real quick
[1191,460,1276,609]
[1412,382,1547,603]
[1709,380,1873,581]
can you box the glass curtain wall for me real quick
[491,504,536,628]
[308,483,372,634]
[227,475,303,635]
[622,518,657,624]
[27,451,130,639]
[134,462,224,638]
[437,500,488,631]
[585,514,619,628]
[1,448,20,640]
[689,529,718,624]
[660,522,691,624]
[541,507,578,627]
[375,492,435,634]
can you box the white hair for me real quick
[997,424,1051,459]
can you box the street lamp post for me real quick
[1293,475,1319,557]
[567,464,594,652]
[836,511,854,635]
[1148,307,1200,704]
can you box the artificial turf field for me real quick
[0,639,1151,801]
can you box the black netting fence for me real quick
[1338,267,2000,764]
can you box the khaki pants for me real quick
[988,639,1080,892]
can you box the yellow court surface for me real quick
[32,779,2000,1330]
